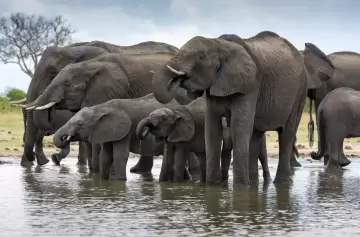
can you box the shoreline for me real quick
[2,142,360,158]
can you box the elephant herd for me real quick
[11,30,360,187]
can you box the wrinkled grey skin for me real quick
[137,97,271,183]
[151,31,333,186]
[25,52,191,172]
[310,87,359,168]
[305,51,360,166]
[53,94,190,180]
[19,40,179,168]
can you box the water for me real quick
[1,156,360,237]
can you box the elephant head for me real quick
[53,104,131,148]
[137,107,195,143]
[151,36,258,103]
[302,43,335,89]
[25,57,130,130]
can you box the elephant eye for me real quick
[199,54,205,60]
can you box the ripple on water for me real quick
[1,156,360,236]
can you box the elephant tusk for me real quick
[149,70,155,75]
[167,65,186,76]
[35,101,56,110]
[10,97,27,104]
[25,106,35,110]
[66,135,72,141]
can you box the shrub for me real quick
[6,88,26,101]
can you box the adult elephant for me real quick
[306,51,360,166]
[22,52,191,171]
[13,40,179,168]
[150,31,333,186]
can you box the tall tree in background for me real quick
[0,13,75,78]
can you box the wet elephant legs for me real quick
[130,155,154,174]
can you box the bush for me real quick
[0,96,21,112]
[6,88,26,101]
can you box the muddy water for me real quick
[1,156,360,237]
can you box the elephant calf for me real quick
[137,97,271,182]
[53,93,184,180]
[310,87,355,168]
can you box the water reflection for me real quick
[1,157,360,236]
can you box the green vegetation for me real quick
[6,88,26,101]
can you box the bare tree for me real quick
[0,13,75,78]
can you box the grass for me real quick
[0,110,359,157]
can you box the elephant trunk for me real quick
[53,125,71,149]
[33,108,54,132]
[310,110,325,160]
[307,97,315,148]
[137,118,151,140]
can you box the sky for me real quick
[0,0,359,93]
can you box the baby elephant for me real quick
[310,87,354,168]
[53,93,181,180]
[137,97,270,183]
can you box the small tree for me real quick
[0,13,75,78]
[6,88,26,101]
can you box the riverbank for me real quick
[1,111,360,158]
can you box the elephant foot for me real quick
[263,171,271,182]
[130,158,153,174]
[35,152,49,166]
[51,154,62,166]
[326,158,342,170]
[273,174,293,185]
[249,172,259,186]
[20,156,34,168]
[290,156,302,167]
[76,160,87,166]
[339,156,351,167]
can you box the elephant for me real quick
[136,97,271,183]
[52,94,193,180]
[13,40,179,168]
[310,87,357,168]
[305,51,360,166]
[23,52,191,171]
[150,31,333,186]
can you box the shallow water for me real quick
[1,156,360,237]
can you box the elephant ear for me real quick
[88,107,131,144]
[303,42,335,89]
[167,108,195,143]
[210,39,258,97]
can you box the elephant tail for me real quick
[310,110,325,160]
[307,98,315,148]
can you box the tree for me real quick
[0,13,75,78]
[6,87,26,101]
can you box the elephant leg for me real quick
[159,143,175,182]
[99,143,113,180]
[84,142,93,172]
[34,131,49,165]
[249,131,264,186]
[21,110,37,167]
[92,144,101,173]
[77,142,87,166]
[339,146,351,167]
[112,138,130,181]
[129,156,154,174]
[290,140,302,168]
[205,102,223,185]
[258,134,271,182]
[51,144,70,166]
[230,94,258,187]
[221,148,232,182]
[187,152,200,177]
[197,153,207,183]
[326,137,342,170]
[173,145,189,182]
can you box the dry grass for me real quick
[0,110,359,157]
